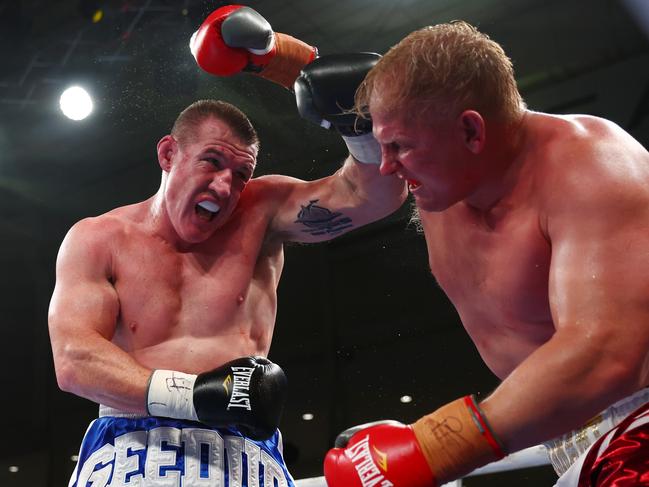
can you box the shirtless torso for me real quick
[48,113,406,414]
[95,187,283,374]
[423,190,553,379]
[420,113,649,384]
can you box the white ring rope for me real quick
[294,444,551,487]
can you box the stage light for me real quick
[59,86,94,121]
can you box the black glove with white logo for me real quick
[146,356,287,440]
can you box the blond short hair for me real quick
[355,21,524,123]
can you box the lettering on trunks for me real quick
[73,427,289,487]
[344,435,394,487]
[227,366,254,411]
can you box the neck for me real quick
[464,111,530,212]
[147,187,188,251]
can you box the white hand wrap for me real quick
[342,132,381,165]
[146,369,199,421]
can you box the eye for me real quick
[205,157,221,168]
[237,166,254,181]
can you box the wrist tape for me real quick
[259,33,317,89]
[146,369,199,421]
[411,395,506,484]
[342,132,381,165]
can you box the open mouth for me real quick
[195,200,220,221]
[407,179,422,191]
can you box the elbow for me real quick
[54,357,77,393]
[52,344,85,394]
[594,349,647,398]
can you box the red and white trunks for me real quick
[545,388,649,486]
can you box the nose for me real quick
[209,169,233,199]
[379,145,400,176]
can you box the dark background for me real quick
[1,0,649,485]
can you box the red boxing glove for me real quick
[190,5,249,76]
[190,5,317,89]
[324,421,437,487]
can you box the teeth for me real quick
[197,201,220,213]
[407,180,421,189]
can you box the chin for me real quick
[180,232,212,245]
[179,223,218,244]
[414,189,462,212]
[414,199,450,213]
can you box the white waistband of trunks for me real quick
[99,404,149,419]
[544,387,649,476]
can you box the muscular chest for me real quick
[112,221,269,336]
[422,205,552,324]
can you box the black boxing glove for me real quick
[146,356,287,440]
[294,53,382,164]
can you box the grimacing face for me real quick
[371,103,481,212]
[160,117,257,243]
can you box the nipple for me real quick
[237,294,245,305]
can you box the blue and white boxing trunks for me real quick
[69,405,295,487]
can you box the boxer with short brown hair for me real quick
[49,6,407,484]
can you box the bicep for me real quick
[48,225,120,347]
[275,174,357,243]
[548,191,649,372]
[264,161,395,243]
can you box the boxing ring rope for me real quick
[294,444,551,487]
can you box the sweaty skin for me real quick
[373,107,649,452]
[48,116,406,414]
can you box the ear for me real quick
[457,110,485,154]
[157,135,177,172]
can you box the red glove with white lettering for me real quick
[189,4,317,89]
[325,397,507,486]
[324,420,436,487]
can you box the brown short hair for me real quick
[356,21,525,123]
[171,99,260,149]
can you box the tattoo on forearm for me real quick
[295,199,353,236]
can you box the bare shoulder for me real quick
[59,204,144,267]
[65,205,137,244]
[532,113,649,211]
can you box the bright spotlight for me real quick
[59,86,94,121]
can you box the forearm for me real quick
[52,331,151,413]
[480,330,643,452]
[338,155,407,220]
[295,52,406,219]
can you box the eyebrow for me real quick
[201,148,224,158]
[201,148,256,172]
